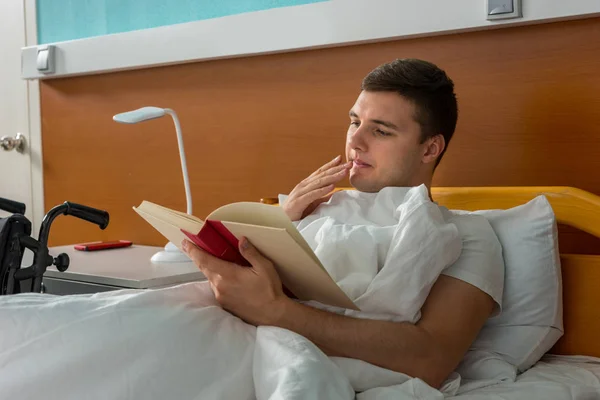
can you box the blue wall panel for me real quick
[37,0,327,44]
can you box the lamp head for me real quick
[113,106,166,124]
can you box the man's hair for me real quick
[361,58,458,167]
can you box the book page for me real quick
[133,207,203,251]
[135,201,203,233]
[165,207,203,224]
[221,221,358,310]
[207,202,323,269]
[137,201,203,224]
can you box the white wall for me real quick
[24,0,45,235]
[22,0,600,80]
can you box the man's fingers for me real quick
[287,167,346,214]
[314,161,352,179]
[183,240,206,265]
[287,183,334,213]
[307,155,342,179]
[182,240,231,279]
[303,161,351,187]
[283,157,349,220]
[302,167,348,194]
[182,241,215,279]
[238,238,268,270]
[297,162,350,194]
[296,184,335,210]
[238,238,278,278]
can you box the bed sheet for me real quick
[448,355,600,400]
[351,355,600,399]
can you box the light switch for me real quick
[36,49,49,70]
[487,0,522,20]
[36,45,55,74]
[489,0,513,14]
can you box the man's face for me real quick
[345,90,430,192]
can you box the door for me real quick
[0,1,33,220]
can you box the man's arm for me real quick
[267,275,494,388]
[182,239,494,389]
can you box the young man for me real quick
[182,59,503,389]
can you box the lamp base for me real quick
[151,242,193,263]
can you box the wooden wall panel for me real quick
[41,17,600,252]
[551,255,600,357]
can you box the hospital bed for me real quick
[0,186,598,399]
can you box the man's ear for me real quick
[422,134,445,165]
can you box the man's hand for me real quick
[181,237,289,326]
[282,155,352,221]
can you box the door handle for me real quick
[0,133,26,153]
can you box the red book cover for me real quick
[182,220,296,299]
[181,220,250,266]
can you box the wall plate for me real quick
[36,44,55,74]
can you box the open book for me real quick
[133,201,359,310]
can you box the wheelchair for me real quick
[0,197,109,295]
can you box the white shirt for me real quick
[437,207,505,314]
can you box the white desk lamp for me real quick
[113,106,192,263]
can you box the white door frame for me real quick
[24,0,44,236]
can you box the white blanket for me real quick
[0,185,465,399]
[2,285,599,400]
[0,284,255,400]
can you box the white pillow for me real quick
[460,195,563,372]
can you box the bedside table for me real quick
[42,245,206,295]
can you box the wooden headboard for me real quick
[40,17,600,254]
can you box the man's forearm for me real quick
[268,298,447,388]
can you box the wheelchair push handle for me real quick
[38,201,109,249]
[0,197,26,215]
[64,202,110,230]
